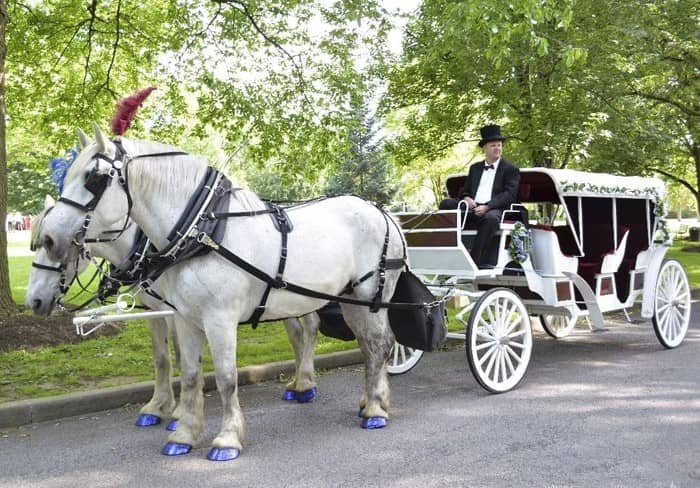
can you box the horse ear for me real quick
[44,194,56,209]
[76,128,91,149]
[92,121,108,153]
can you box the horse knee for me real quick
[181,371,200,390]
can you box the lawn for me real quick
[2,236,699,403]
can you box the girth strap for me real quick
[247,202,292,327]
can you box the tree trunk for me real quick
[0,0,15,312]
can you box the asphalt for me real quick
[0,349,363,429]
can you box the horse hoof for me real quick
[296,387,317,403]
[166,419,179,431]
[361,417,387,429]
[358,408,364,418]
[135,413,162,427]
[207,447,240,461]
[161,442,192,456]
[282,390,297,401]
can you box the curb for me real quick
[0,349,363,430]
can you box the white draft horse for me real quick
[28,194,321,432]
[39,124,404,461]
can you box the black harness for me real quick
[63,140,435,327]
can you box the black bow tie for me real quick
[484,164,494,171]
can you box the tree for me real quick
[325,105,396,206]
[384,0,598,169]
[383,0,699,214]
[7,163,54,215]
[0,0,12,310]
[0,0,396,312]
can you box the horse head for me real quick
[40,123,131,264]
[26,197,86,315]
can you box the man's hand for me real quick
[473,204,489,217]
[463,197,476,210]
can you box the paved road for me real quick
[1,309,698,488]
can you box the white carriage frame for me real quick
[392,168,691,390]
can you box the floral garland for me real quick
[560,180,671,244]
[509,222,532,263]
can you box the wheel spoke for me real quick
[483,346,499,377]
[476,340,497,351]
[478,314,496,336]
[508,329,527,339]
[476,329,497,341]
[503,347,516,375]
[505,344,522,364]
[508,341,527,350]
[477,342,498,366]
[500,351,509,381]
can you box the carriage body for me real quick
[393,168,691,392]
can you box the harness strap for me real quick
[248,202,291,327]
[31,262,63,273]
[198,234,421,312]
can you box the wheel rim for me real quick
[387,342,424,375]
[540,314,576,338]
[653,260,690,348]
[468,289,532,392]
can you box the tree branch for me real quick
[81,0,99,102]
[214,0,312,107]
[650,167,698,197]
[626,90,700,117]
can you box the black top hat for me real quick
[478,124,506,147]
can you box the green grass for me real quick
[2,237,699,403]
[0,318,357,403]
[666,240,700,288]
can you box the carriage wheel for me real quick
[652,259,691,349]
[539,314,576,338]
[387,342,424,375]
[466,288,532,393]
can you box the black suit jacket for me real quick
[460,158,520,211]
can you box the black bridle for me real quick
[57,139,188,247]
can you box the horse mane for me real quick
[111,87,156,136]
[30,207,51,251]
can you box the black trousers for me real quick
[439,198,502,267]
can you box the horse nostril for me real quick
[44,235,54,250]
[33,299,42,311]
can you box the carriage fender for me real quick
[640,245,670,319]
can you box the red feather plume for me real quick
[111,87,156,136]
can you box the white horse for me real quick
[29,198,320,430]
[40,124,404,461]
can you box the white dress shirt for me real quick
[474,159,500,204]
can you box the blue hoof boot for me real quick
[282,390,297,401]
[361,416,387,429]
[166,419,179,431]
[296,387,317,403]
[207,447,240,461]
[135,413,162,427]
[161,442,192,456]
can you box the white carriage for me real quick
[390,168,692,392]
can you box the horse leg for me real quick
[136,317,176,427]
[282,313,319,403]
[341,305,393,429]
[204,317,244,461]
[162,316,206,456]
[167,320,183,431]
